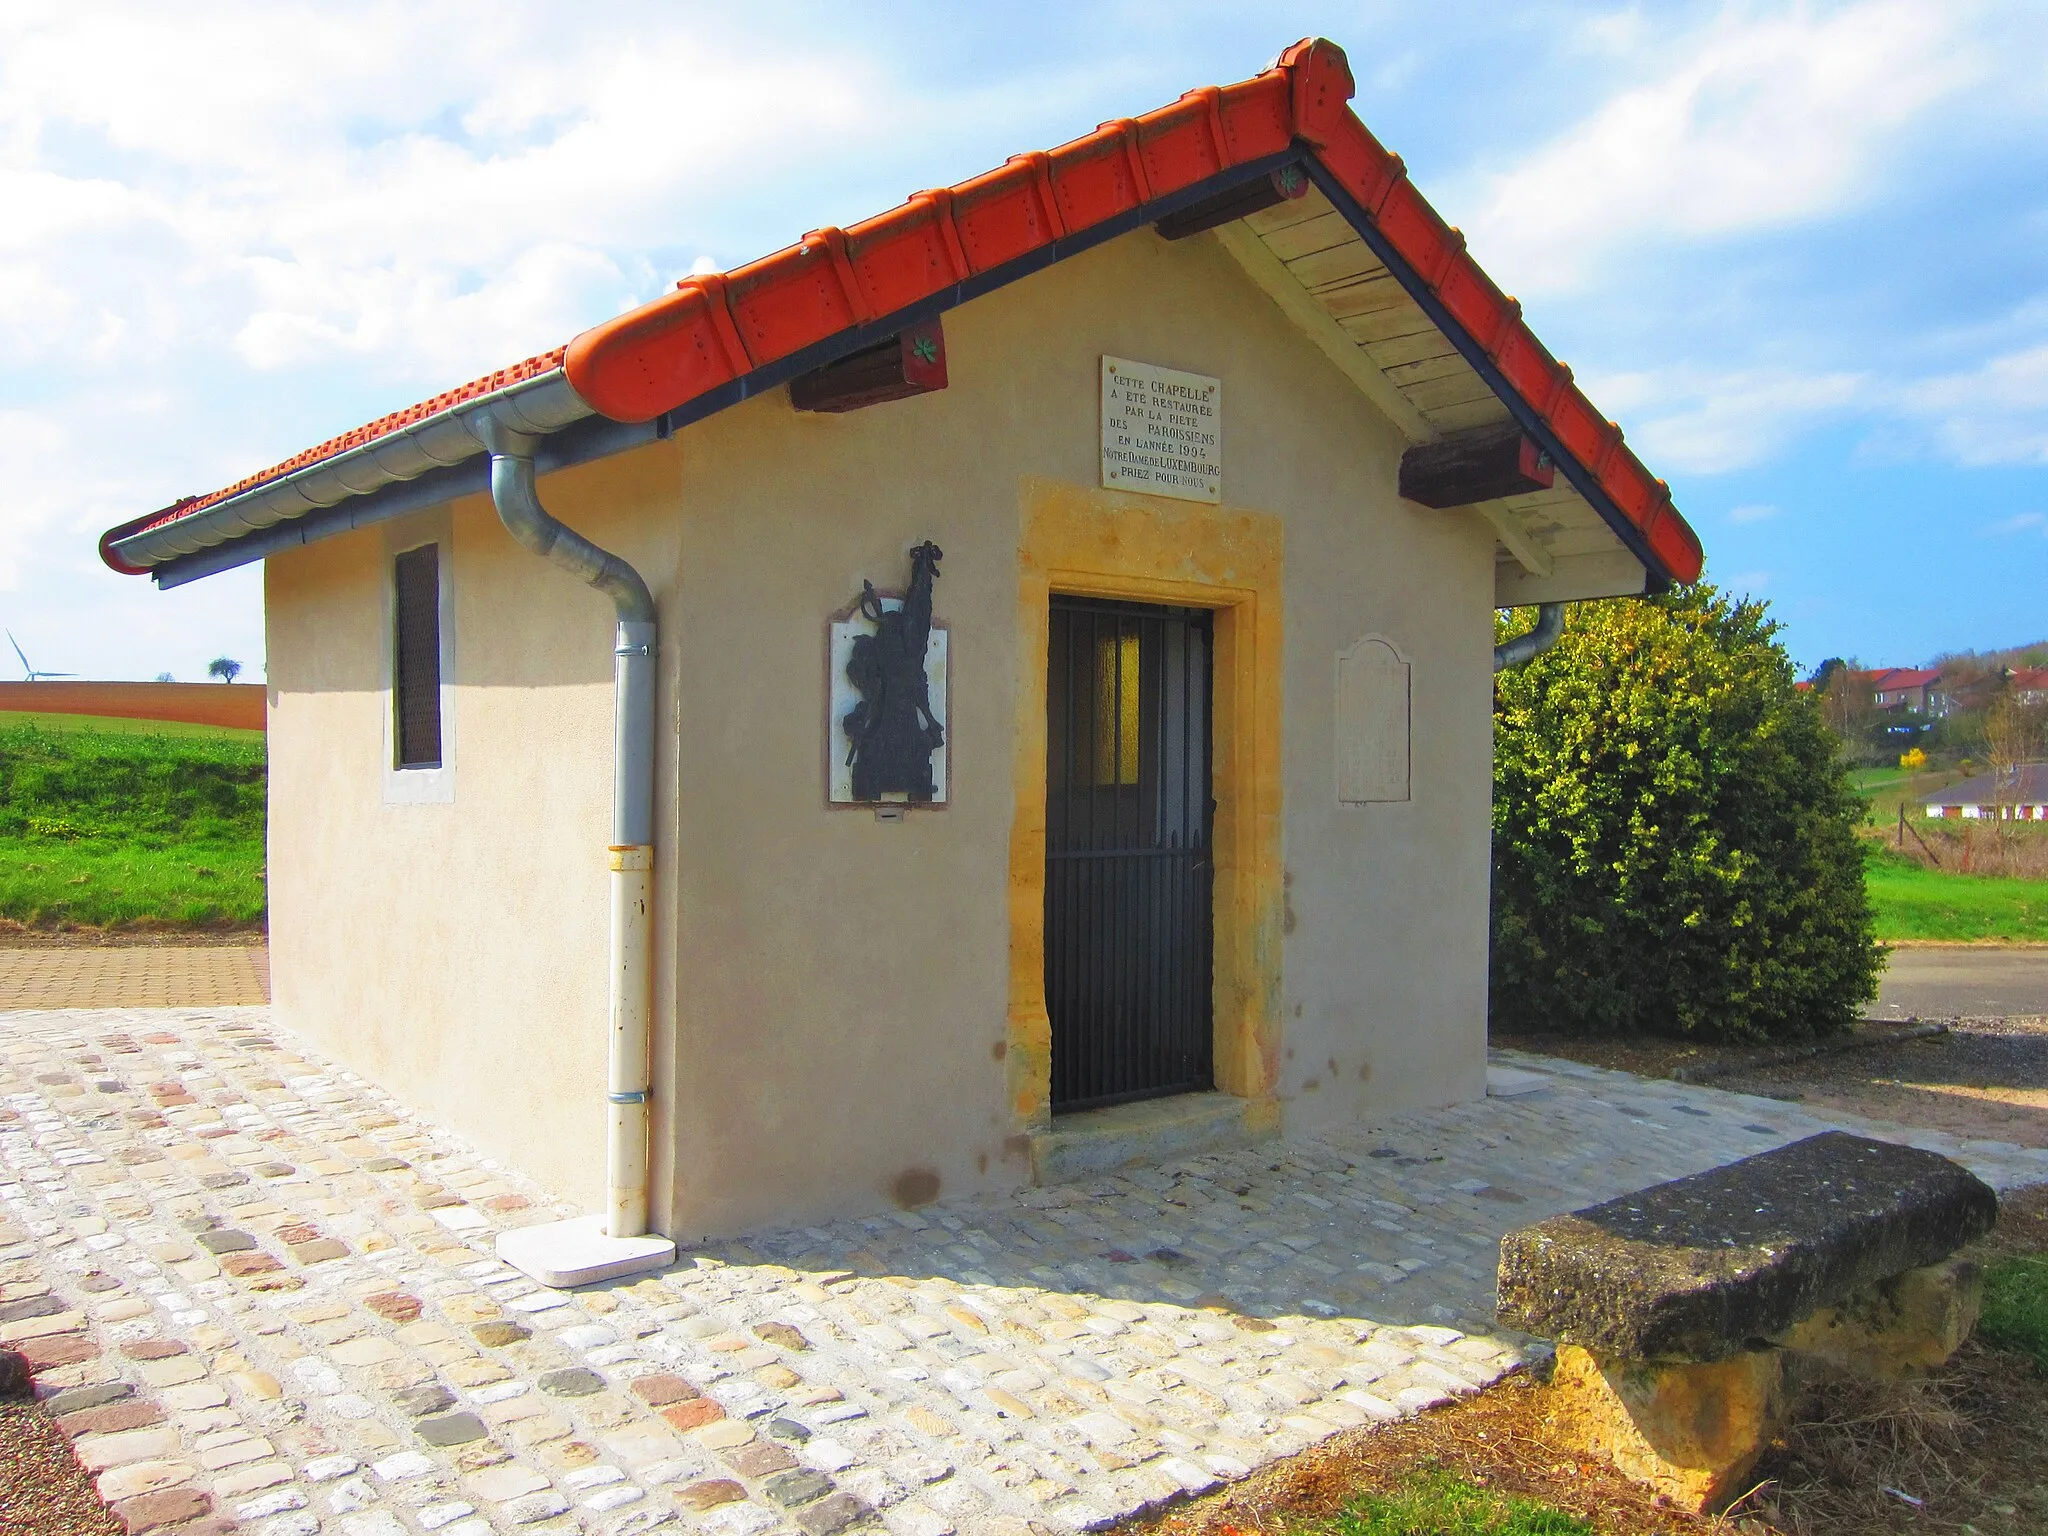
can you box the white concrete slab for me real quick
[495,1214,674,1288]
[1485,1063,1551,1098]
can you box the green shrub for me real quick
[1491,586,1882,1042]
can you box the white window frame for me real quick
[382,513,456,805]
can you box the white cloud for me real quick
[1728,503,1778,524]
[1983,511,2047,537]
[1581,365,1865,474]
[1896,340,2048,466]
[0,4,884,391]
[0,0,1165,678]
[1460,1,1982,297]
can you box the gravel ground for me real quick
[0,1395,125,1536]
[1714,1015,2048,1147]
[1495,1015,2048,1150]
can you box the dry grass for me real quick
[1127,1373,1734,1536]
[1736,1331,2048,1534]
[1872,820,2048,881]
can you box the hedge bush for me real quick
[1490,586,1882,1042]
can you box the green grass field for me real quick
[0,719,265,928]
[1865,845,2048,943]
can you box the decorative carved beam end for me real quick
[1398,423,1554,509]
[791,320,948,414]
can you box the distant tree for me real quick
[1808,656,1845,689]
[207,657,242,684]
[154,672,175,683]
[1492,585,1882,1044]
[1821,664,1882,762]
[1981,688,2048,872]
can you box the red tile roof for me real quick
[1861,668,1942,691]
[104,39,1703,586]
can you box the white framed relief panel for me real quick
[1336,634,1409,804]
[827,597,949,806]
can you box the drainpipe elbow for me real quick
[479,418,656,626]
[1493,602,1565,674]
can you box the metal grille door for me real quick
[1045,597,1214,1113]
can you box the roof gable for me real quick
[101,38,1703,593]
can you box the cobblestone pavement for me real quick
[5,1012,2048,1536]
[0,948,269,1010]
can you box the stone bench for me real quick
[1496,1131,1998,1511]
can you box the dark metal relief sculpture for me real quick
[843,541,944,801]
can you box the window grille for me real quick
[393,545,443,769]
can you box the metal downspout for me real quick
[1493,603,1565,673]
[480,418,659,1248]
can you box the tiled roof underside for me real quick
[1238,189,1636,583]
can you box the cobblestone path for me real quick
[5,1009,2047,1536]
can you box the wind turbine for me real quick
[7,632,77,682]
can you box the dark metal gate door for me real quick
[1045,596,1214,1113]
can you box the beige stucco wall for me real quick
[266,444,684,1214]
[263,220,1496,1241]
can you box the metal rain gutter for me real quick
[109,370,594,570]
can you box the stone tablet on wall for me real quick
[1101,356,1222,503]
[1336,635,1409,804]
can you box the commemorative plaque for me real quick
[1101,356,1222,503]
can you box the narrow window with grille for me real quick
[393,544,443,769]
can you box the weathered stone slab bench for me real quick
[1497,1131,1998,1511]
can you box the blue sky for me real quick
[3,0,2043,682]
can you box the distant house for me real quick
[2011,667,2048,707]
[1925,764,2048,820]
[1862,667,1945,714]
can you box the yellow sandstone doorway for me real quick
[1006,477,1285,1148]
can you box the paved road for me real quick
[1874,945,2048,1019]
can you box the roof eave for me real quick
[112,38,1705,592]
[112,370,593,575]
